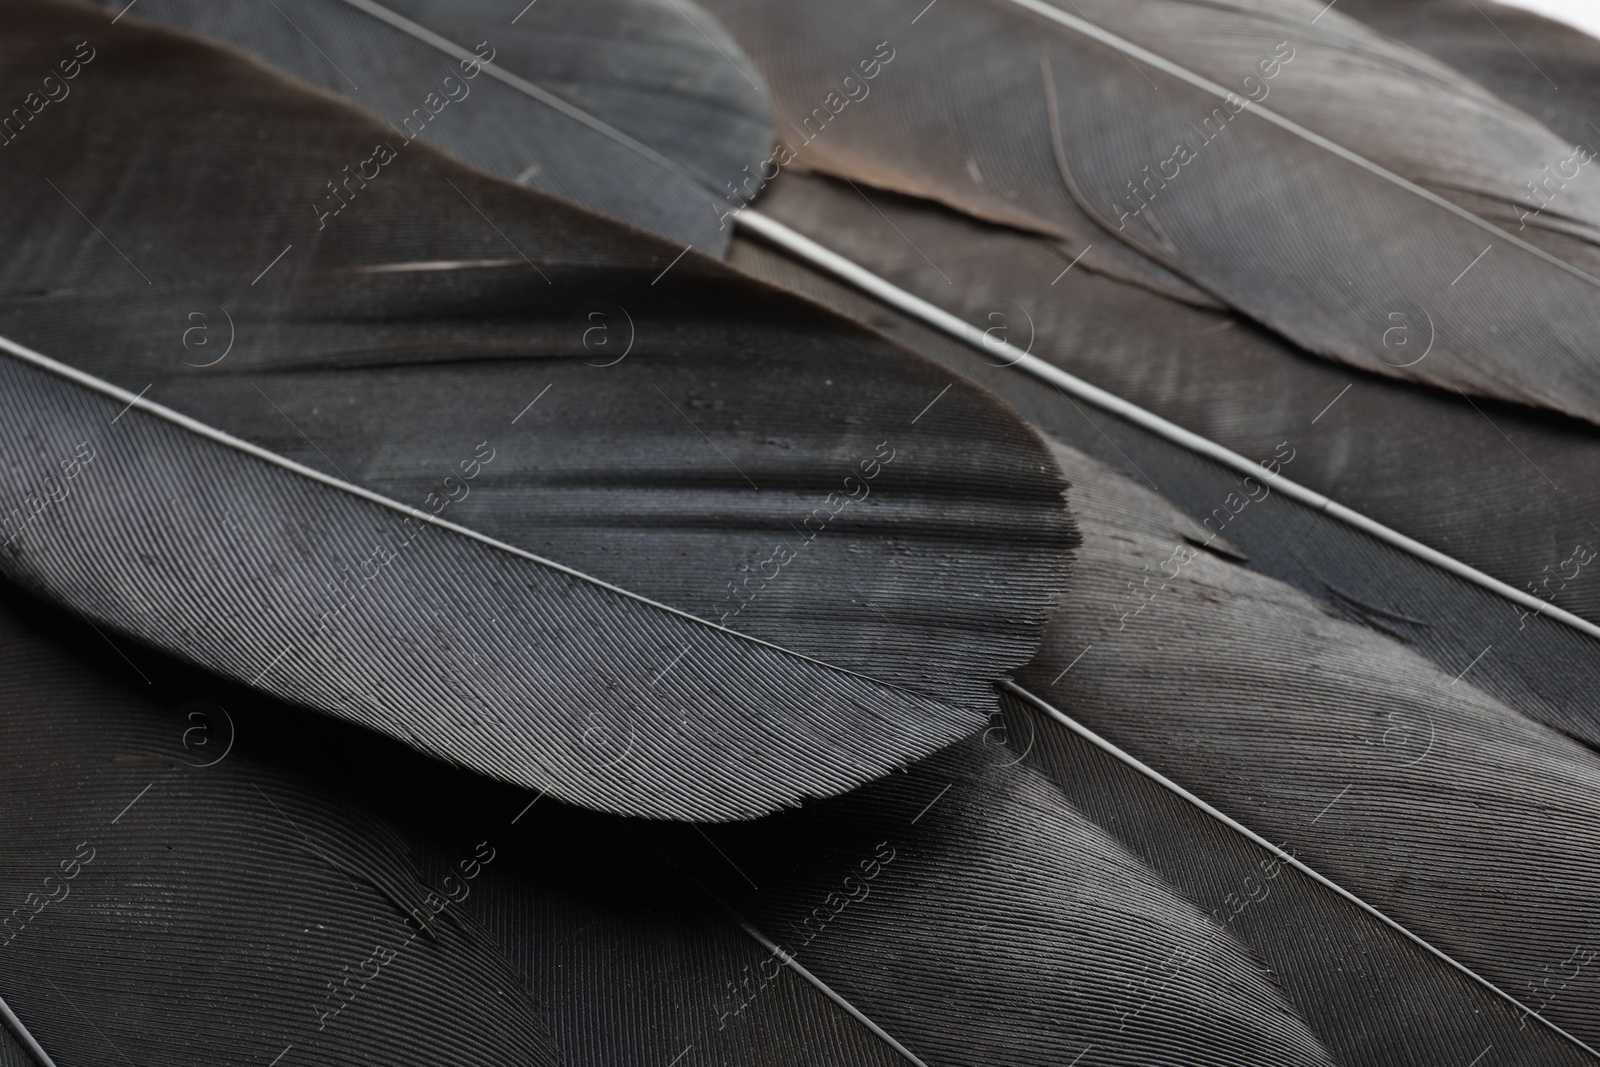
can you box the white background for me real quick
[1499,0,1600,41]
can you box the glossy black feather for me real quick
[1048,0,1600,276]
[0,1,1077,820]
[1009,687,1599,1067]
[99,0,773,252]
[7,4,1594,1065]
[6,516,1593,1067]
[723,193,1600,1055]
[407,732,1349,1067]
[406,797,919,1067]
[164,659,924,1067]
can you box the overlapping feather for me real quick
[0,586,563,1067]
[702,0,1600,423]
[730,169,1600,634]
[1016,439,1600,1047]
[0,0,1076,819]
[1343,0,1600,152]
[4,0,1600,1065]
[97,0,772,252]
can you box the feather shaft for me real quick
[732,206,1600,645]
[328,0,694,183]
[1001,678,1600,1061]
[734,918,930,1067]
[0,330,929,681]
[175,0,1590,643]
[0,997,55,1067]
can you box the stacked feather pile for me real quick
[0,0,1596,1064]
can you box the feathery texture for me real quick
[0,584,562,1067]
[732,170,1600,631]
[703,0,1600,423]
[1014,438,1600,1047]
[728,171,1600,739]
[404,795,917,1067]
[110,642,923,1067]
[128,586,1595,1067]
[104,0,772,252]
[674,737,1340,1067]
[1008,687,1598,1067]
[0,1,1077,820]
[0,1031,28,1067]
[5,565,1591,1067]
[1060,0,1600,274]
[378,729,1347,1067]
[455,862,910,1067]
[32,589,1334,1067]
[728,140,1600,1017]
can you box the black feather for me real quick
[387,718,1349,1067]
[1009,682,1600,1067]
[665,736,1343,1067]
[726,172,1600,750]
[720,181,1600,1053]
[6,500,1595,1066]
[701,0,1600,423]
[0,573,1339,1067]
[9,4,1597,1065]
[0,1,1077,820]
[0,584,564,1067]
[1014,439,1600,1048]
[98,0,773,253]
[731,169,1600,632]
